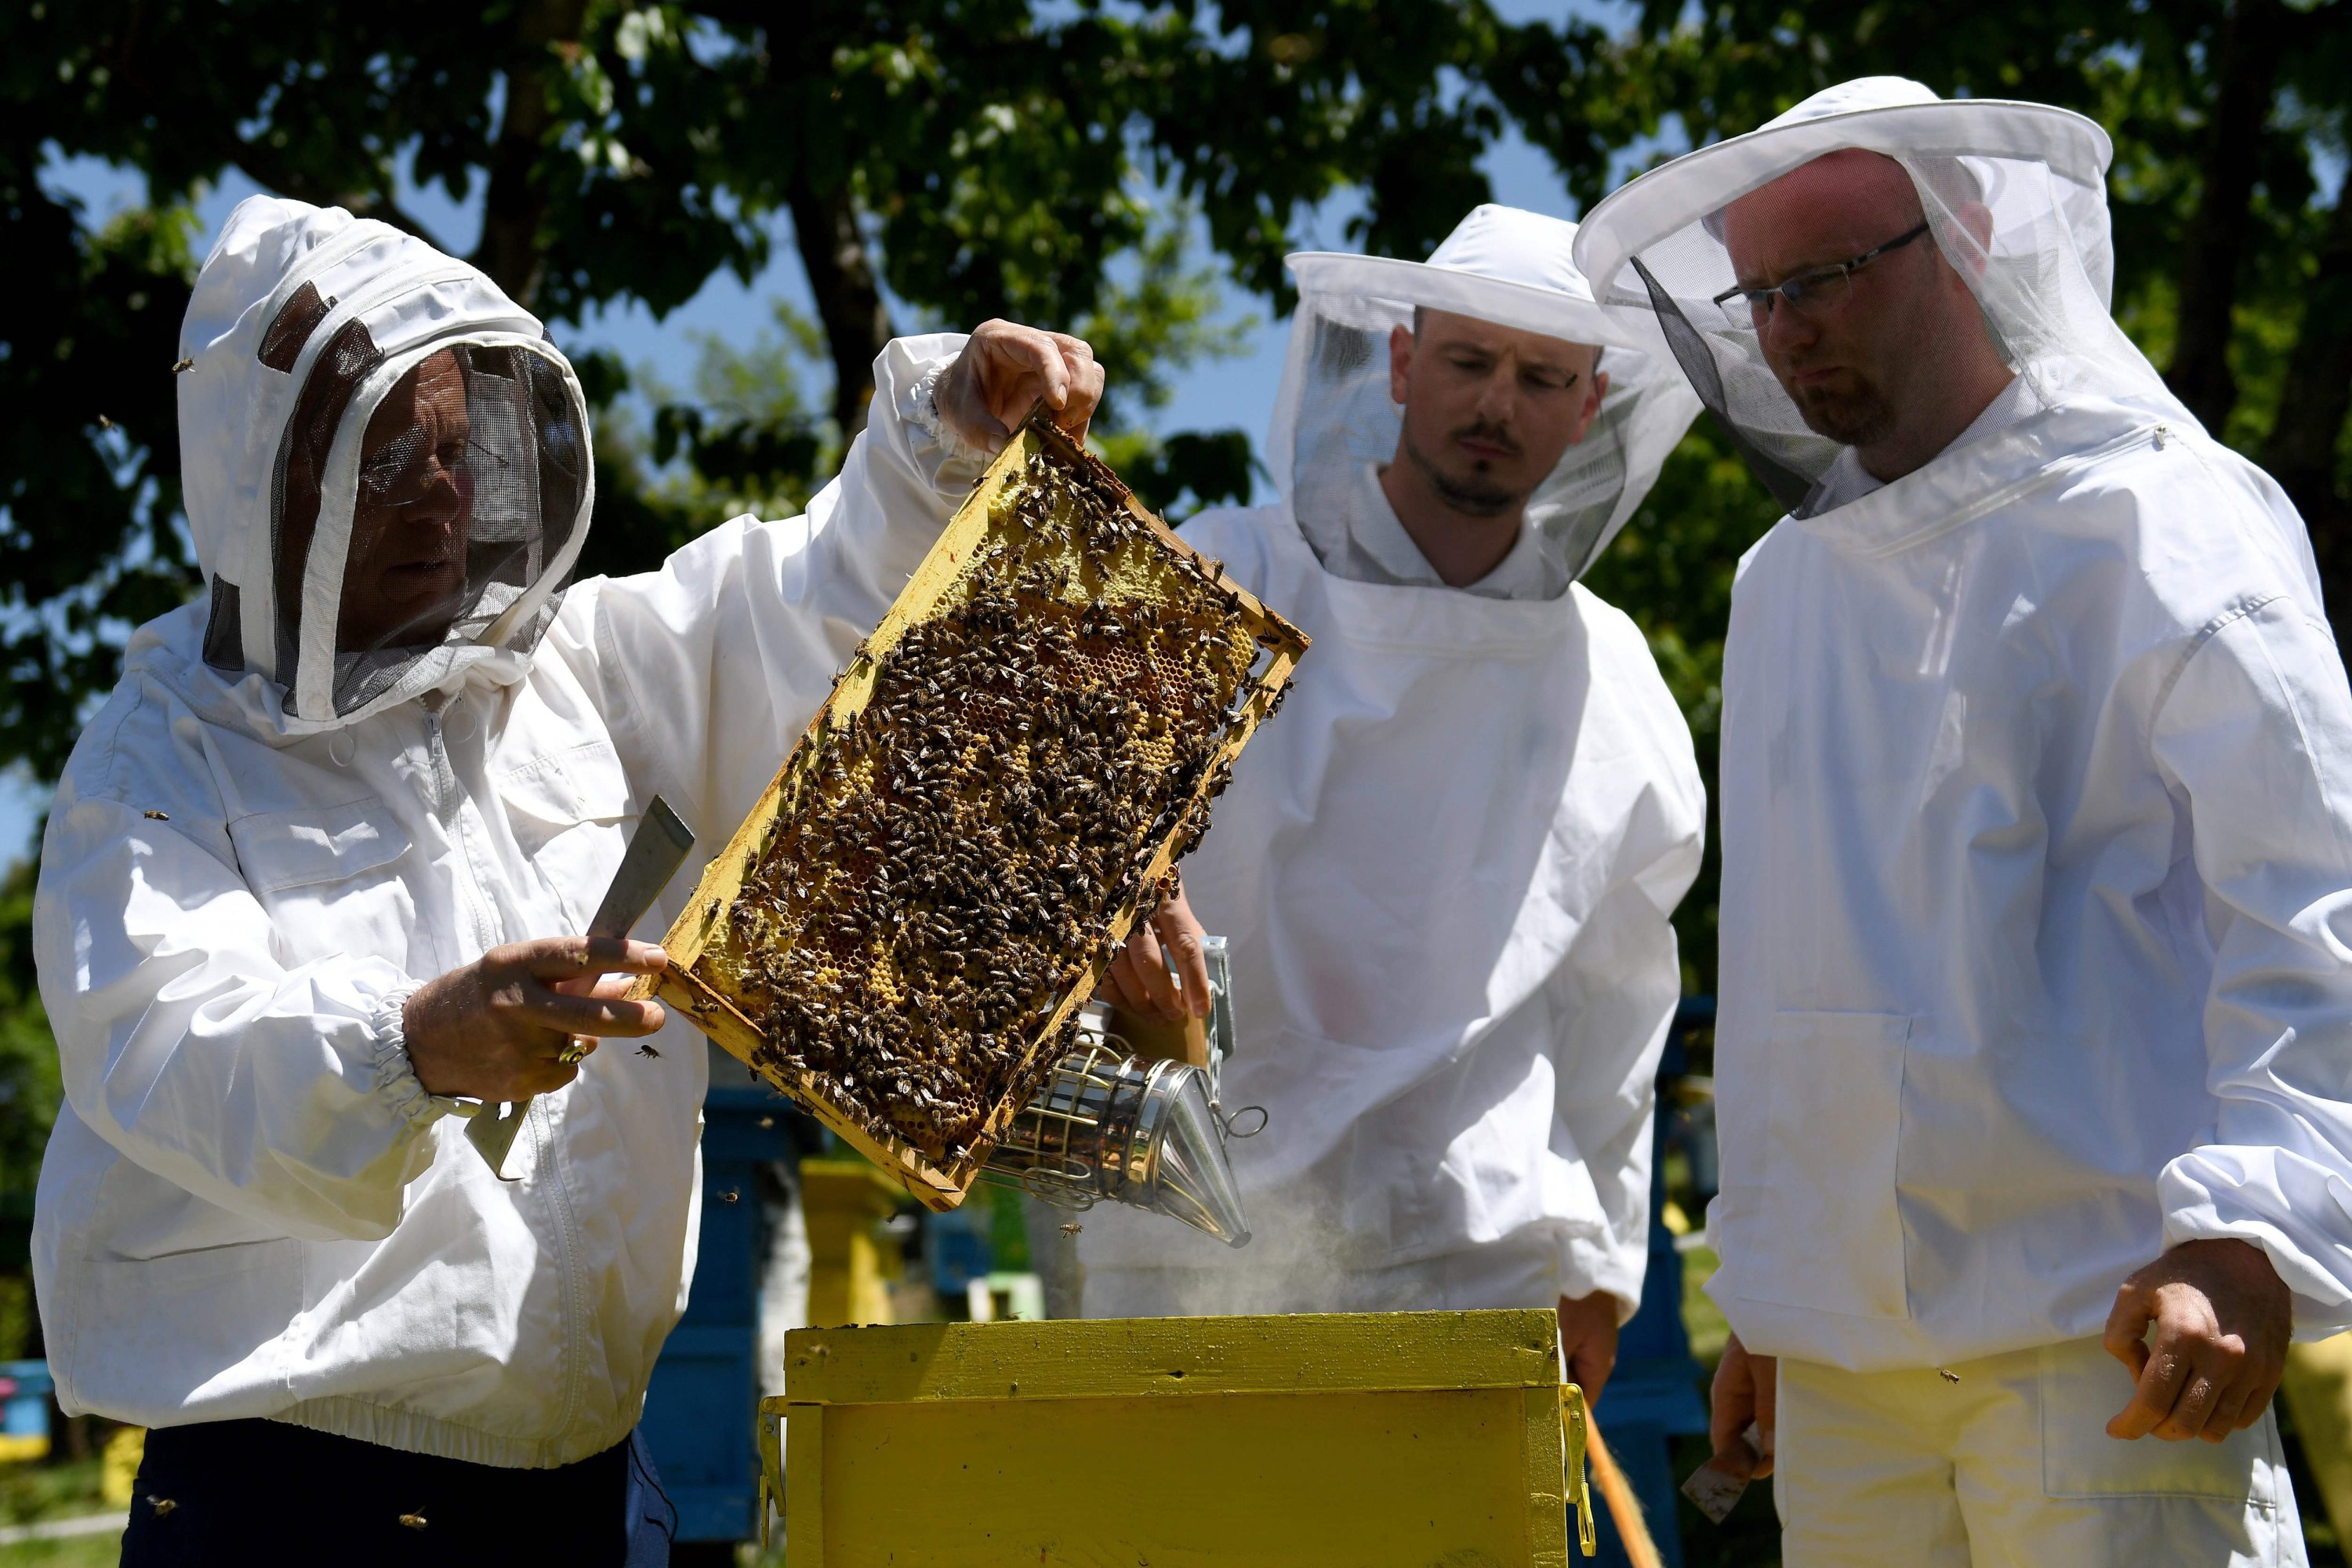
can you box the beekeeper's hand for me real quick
[403,936,670,1102]
[1101,879,1212,1025]
[1556,1291,1621,1404]
[2103,1238,2290,1443]
[939,319,1105,452]
[1708,1331,1777,1480]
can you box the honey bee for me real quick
[714,440,1273,1165]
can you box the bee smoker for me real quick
[979,936,1260,1246]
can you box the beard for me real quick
[1783,366,1900,448]
[1401,422,1526,518]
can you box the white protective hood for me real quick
[38,304,986,1463]
[1074,209,1707,1317]
[1274,204,1700,593]
[1570,77,2192,512]
[1566,79,2352,1371]
[178,197,592,729]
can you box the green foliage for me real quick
[643,302,833,524]
[0,180,203,782]
[1075,217,1258,427]
[0,1453,107,1529]
[0,861,56,1288]
[972,1182,1033,1276]
[1105,428,1265,519]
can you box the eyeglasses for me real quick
[1711,221,1934,331]
[358,433,499,508]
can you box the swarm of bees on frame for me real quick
[703,440,1266,1165]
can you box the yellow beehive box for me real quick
[648,410,1308,1213]
[757,1309,1596,1566]
[798,1159,913,1329]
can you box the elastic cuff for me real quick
[907,354,992,469]
[370,990,460,1129]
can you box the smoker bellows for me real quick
[645,408,1307,1209]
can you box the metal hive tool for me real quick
[643,408,1308,1210]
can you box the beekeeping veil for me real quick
[1271,205,1700,592]
[1570,77,2191,514]
[178,196,592,728]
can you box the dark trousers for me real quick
[118,1417,673,1566]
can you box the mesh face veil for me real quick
[279,339,587,719]
[185,201,593,727]
[1269,205,1700,593]
[1570,78,2191,514]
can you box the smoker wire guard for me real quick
[632,406,1309,1212]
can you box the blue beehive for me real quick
[0,1359,53,1461]
[641,1047,804,1546]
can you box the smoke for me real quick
[1069,1178,1542,1319]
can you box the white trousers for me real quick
[1776,1337,2307,1567]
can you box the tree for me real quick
[3,0,1650,777]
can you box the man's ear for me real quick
[1568,368,1610,445]
[1388,324,1415,406]
[1932,202,1997,285]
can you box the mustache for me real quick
[1449,419,1521,456]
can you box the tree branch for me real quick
[471,0,589,307]
[230,140,448,255]
[2164,0,2288,432]
[787,175,895,440]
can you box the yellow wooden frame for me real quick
[756,1310,1595,1563]
[648,411,1308,1211]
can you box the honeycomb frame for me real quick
[644,408,1308,1210]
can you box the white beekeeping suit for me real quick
[1077,206,1705,1321]
[33,196,989,1465]
[1575,77,2344,1563]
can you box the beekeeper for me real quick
[1081,205,1707,1402]
[1573,77,2352,1563]
[31,195,1120,1561]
